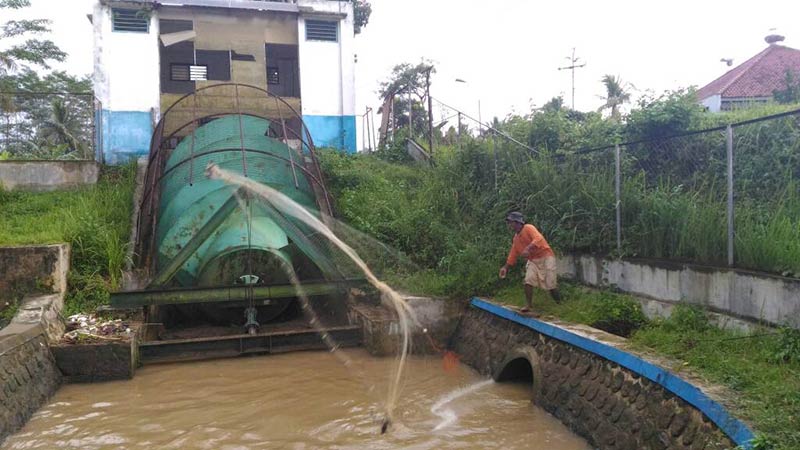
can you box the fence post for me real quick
[615,144,622,256]
[726,125,734,267]
[493,132,498,191]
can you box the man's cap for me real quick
[506,211,525,224]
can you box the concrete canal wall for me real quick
[559,254,800,330]
[0,161,99,192]
[0,245,68,444]
[452,298,752,450]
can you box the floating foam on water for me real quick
[430,379,494,431]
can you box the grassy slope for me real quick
[0,162,136,315]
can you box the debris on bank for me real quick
[62,313,132,343]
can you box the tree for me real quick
[0,0,66,75]
[351,0,372,34]
[378,61,436,140]
[598,75,632,121]
[773,70,800,104]
[1,70,92,159]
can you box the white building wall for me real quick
[93,2,160,163]
[297,0,356,152]
[700,94,721,112]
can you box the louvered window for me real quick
[305,20,338,42]
[267,67,280,85]
[112,8,149,33]
[171,64,208,81]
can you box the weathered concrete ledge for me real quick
[349,295,465,356]
[0,160,99,191]
[559,254,800,329]
[0,244,70,444]
[452,298,754,450]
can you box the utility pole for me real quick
[407,90,413,139]
[558,47,586,109]
[426,66,434,155]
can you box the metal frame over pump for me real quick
[111,84,364,360]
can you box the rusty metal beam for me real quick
[111,279,363,308]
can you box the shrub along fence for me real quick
[322,106,800,300]
[606,110,793,277]
[492,108,800,278]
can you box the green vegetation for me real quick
[320,91,800,448]
[0,162,136,315]
[632,309,800,450]
[2,0,92,160]
[322,94,800,285]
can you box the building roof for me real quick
[110,0,299,13]
[697,44,800,100]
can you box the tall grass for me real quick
[0,162,136,314]
[736,183,800,277]
[320,141,800,293]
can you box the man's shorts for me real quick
[524,256,558,290]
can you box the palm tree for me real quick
[38,98,86,158]
[598,75,632,121]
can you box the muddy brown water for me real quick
[2,350,590,449]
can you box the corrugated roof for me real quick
[697,44,800,100]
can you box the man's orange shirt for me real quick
[506,224,555,266]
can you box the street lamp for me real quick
[454,78,483,134]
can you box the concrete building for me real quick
[92,0,357,163]
[697,35,800,112]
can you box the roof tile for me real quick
[697,45,800,100]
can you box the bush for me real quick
[770,327,800,364]
[586,292,648,337]
[661,304,711,333]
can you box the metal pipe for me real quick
[111,279,363,308]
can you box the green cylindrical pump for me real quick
[155,115,321,289]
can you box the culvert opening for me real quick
[495,357,533,384]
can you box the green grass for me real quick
[0,162,136,315]
[631,315,800,450]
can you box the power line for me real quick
[431,96,539,155]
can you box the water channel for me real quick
[2,350,590,449]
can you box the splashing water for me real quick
[430,379,494,431]
[207,163,418,432]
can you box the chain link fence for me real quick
[0,92,99,161]
[554,110,800,276]
[431,104,800,277]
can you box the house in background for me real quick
[697,35,800,112]
[91,0,357,164]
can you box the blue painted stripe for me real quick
[302,114,357,153]
[101,110,152,164]
[470,297,755,449]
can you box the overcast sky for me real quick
[6,0,800,128]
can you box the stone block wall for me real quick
[0,329,61,442]
[0,244,69,444]
[452,306,738,450]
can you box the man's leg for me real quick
[524,284,534,310]
[521,261,537,311]
[543,256,560,303]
